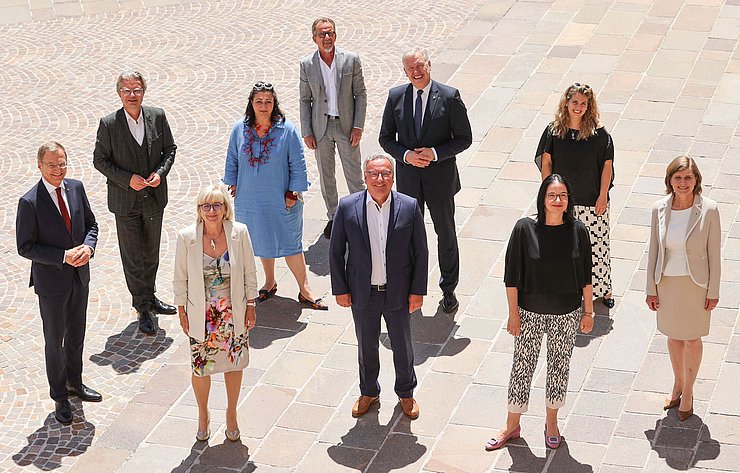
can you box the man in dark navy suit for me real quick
[16,142,102,425]
[329,154,428,419]
[379,48,472,314]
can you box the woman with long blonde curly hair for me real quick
[535,83,616,308]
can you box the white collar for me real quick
[413,81,432,97]
[42,177,65,193]
[365,190,391,209]
[124,109,143,124]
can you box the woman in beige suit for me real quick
[646,156,721,421]
[174,184,258,442]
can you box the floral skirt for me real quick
[190,296,249,377]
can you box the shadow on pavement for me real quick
[644,413,720,470]
[547,439,594,472]
[250,295,306,349]
[575,314,614,348]
[13,403,94,471]
[171,439,255,472]
[407,305,471,364]
[328,406,426,472]
[89,321,173,374]
[304,237,330,277]
[503,438,593,472]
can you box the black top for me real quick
[504,217,592,314]
[535,125,614,206]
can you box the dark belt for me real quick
[370,284,387,292]
[327,115,340,120]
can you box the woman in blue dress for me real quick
[224,82,327,310]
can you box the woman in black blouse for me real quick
[485,174,594,452]
[535,83,615,308]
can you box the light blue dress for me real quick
[224,118,309,258]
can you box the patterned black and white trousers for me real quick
[575,204,612,298]
[507,307,581,413]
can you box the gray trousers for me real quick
[316,119,364,219]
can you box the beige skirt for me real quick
[656,276,710,340]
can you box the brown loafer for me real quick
[399,397,419,419]
[352,395,379,417]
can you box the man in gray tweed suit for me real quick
[93,71,177,335]
[300,17,367,239]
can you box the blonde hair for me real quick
[195,184,234,224]
[551,83,600,140]
[665,156,703,195]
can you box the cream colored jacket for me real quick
[173,220,258,342]
[647,194,721,299]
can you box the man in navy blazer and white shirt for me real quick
[16,142,102,425]
[379,48,472,314]
[329,154,428,419]
[300,17,367,239]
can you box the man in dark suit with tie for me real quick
[379,48,472,314]
[330,154,428,419]
[17,142,102,425]
[93,71,177,335]
[300,17,367,239]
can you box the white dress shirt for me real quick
[42,178,81,263]
[366,192,392,285]
[403,81,437,163]
[320,57,339,117]
[663,208,691,276]
[125,109,145,146]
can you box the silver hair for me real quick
[116,70,147,92]
[402,48,429,64]
[362,153,394,173]
[37,141,66,163]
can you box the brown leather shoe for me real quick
[399,397,419,419]
[352,395,379,417]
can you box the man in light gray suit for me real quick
[300,17,367,239]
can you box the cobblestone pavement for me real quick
[1,1,739,472]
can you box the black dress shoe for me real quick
[68,384,103,402]
[323,220,333,239]
[55,400,73,425]
[441,292,459,313]
[138,310,158,335]
[152,297,177,315]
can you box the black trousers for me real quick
[413,192,459,293]
[38,271,88,401]
[352,289,416,398]
[114,192,163,312]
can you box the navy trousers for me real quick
[351,289,416,398]
[38,270,88,401]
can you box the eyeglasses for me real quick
[314,31,336,38]
[253,82,274,91]
[365,170,393,180]
[199,203,224,212]
[41,161,67,170]
[119,88,144,96]
[546,192,569,201]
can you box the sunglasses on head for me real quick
[572,82,591,90]
[254,81,274,91]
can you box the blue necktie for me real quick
[414,89,423,139]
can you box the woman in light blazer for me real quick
[646,156,721,421]
[174,184,258,442]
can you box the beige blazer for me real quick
[647,194,721,299]
[173,220,258,342]
[299,47,367,141]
